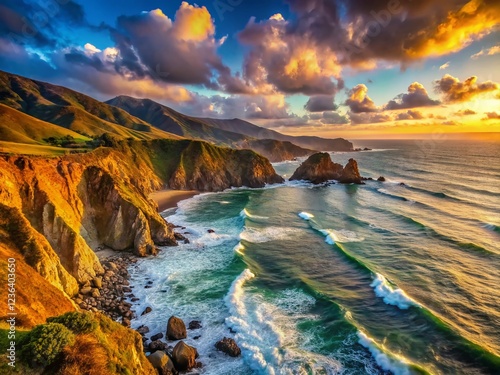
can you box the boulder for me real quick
[148,351,177,374]
[149,340,166,353]
[188,320,202,330]
[137,325,150,335]
[151,332,164,341]
[215,337,241,357]
[377,176,386,182]
[167,316,187,340]
[91,276,103,288]
[141,307,152,316]
[172,341,197,371]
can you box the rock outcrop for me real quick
[167,316,187,340]
[172,341,198,371]
[215,337,241,357]
[290,153,363,184]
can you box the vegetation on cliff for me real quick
[0,312,155,375]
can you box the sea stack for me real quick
[290,153,364,184]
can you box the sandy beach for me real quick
[150,189,199,212]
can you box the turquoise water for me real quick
[129,140,500,375]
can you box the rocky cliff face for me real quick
[290,153,363,184]
[167,141,284,190]
[0,138,283,301]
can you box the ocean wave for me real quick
[225,272,343,374]
[240,208,269,220]
[482,222,500,234]
[298,212,314,221]
[370,274,420,310]
[239,226,299,243]
[234,242,245,255]
[319,229,365,244]
[357,331,414,375]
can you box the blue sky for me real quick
[0,0,499,138]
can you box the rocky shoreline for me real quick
[73,248,241,374]
[73,254,137,324]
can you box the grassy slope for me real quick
[0,71,182,143]
[0,104,90,145]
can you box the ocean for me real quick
[128,140,500,375]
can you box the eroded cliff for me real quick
[0,138,283,302]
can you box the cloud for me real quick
[304,95,338,112]
[455,109,477,116]
[284,0,500,69]
[471,45,500,59]
[320,111,350,125]
[349,112,392,125]
[483,111,500,120]
[395,110,425,121]
[439,62,450,70]
[237,13,343,95]
[345,84,378,113]
[0,0,89,48]
[111,4,228,87]
[385,82,440,110]
[434,74,500,102]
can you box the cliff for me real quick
[290,153,363,184]
[0,138,283,300]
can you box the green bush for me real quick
[47,311,98,334]
[20,323,75,367]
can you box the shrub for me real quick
[47,312,97,334]
[58,334,111,375]
[20,323,75,367]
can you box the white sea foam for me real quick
[239,226,299,243]
[234,242,245,255]
[298,212,314,221]
[370,273,420,310]
[320,229,365,244]
[240,208,269,220]
[357,331,413,375]
[224,272,342,374]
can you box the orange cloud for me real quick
[434,74,500,103]
[172,2,215,42]
[405,0,500,59]
[345,84,378,113]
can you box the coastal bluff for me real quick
[290,153,363,184]
[0,138,283,322]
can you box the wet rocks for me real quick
[141,307,152,316]
[188,320,202,330]
[215,337,241,357]
[377,176,386,182]
[72,255,138,321]
[172,341,198,371]
[151,332,164,341]
[149,340,167,353]
[167,316,187,340]
[148,351,177,375]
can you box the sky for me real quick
[0,0,499,139]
